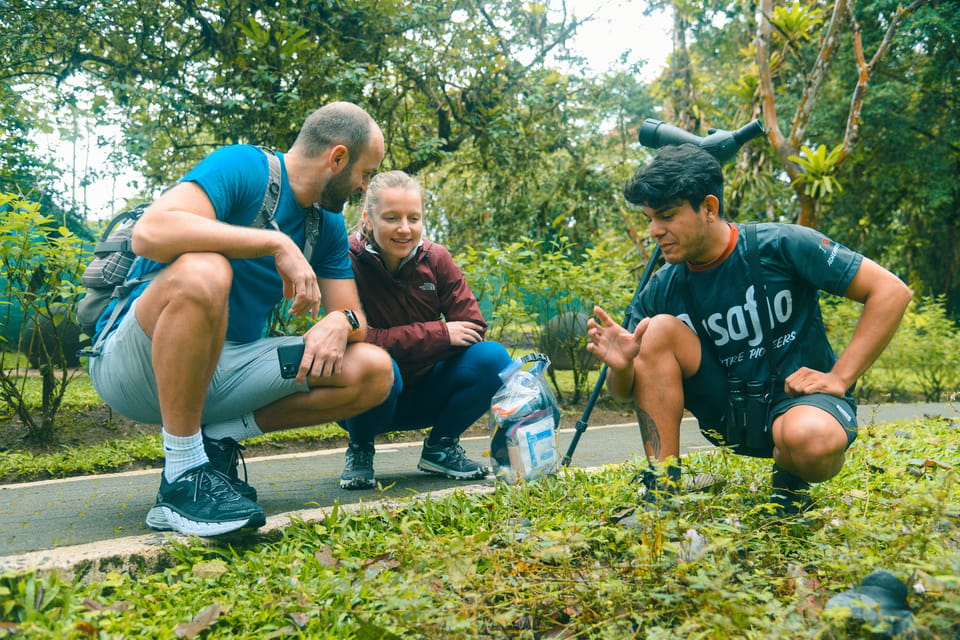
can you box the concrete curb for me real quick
[0,482,503,583]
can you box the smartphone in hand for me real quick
[277,342,306,379]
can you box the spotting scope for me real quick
[638,117,765,163]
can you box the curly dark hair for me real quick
[623,144,726,218]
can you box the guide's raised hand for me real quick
[585,305,648,372]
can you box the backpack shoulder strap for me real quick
[93,204,148,255]
[303,204,321,263]
[252,146,321,263]
[251,147,282,231]
[745,222,779,378]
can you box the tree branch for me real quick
[839,0,929,164]
[790,0,848,144]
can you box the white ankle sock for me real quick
[162,430,208,483]
[202,412,264,442]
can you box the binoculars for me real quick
[639,117,766,163]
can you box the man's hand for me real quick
[784,367,848,398]
[274,236,321,319]
[295,316,351,382]
[447,320,484,347]
[585,306,647,372]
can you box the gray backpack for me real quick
[77,148,316,356]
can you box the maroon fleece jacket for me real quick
[348,233,487,386]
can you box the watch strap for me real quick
[339,308,360,332]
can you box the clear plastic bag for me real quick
[489,353,562,483]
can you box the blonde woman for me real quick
[339,171,511,489]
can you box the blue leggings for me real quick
[343,341,512,445]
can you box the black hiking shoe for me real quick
[340,442,376,490]
[203,435,257,502]
[770,465,812,517]
[417,437,489,480]
[145,463,266,537]
[637,463,682,513]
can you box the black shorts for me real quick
[682,349,858,459]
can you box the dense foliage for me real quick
[5,1,958,315]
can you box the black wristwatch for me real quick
[339,308,361,333]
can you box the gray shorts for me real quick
[87,299,309,424]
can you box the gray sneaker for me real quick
[340,442,376,490]
[145,463,266,537]
[417,437,489,480]
[203,435,257,502]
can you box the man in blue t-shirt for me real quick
[87,102,395,536]
[586,144,912,516]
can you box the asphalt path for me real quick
[0,402,954,563]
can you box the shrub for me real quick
[0,193,89,442]
[821,293,959,402]
[460,238,636,403]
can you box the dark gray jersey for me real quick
[631,222,863,389]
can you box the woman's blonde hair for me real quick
[359,170,422,244]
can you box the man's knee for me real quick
[345,343,395,403]
[153,253,233,309]
[637,314,701,375]
[775,406,848,460]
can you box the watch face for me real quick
[342,309,360,330]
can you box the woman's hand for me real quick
[446,320,484,347]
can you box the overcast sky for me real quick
[559,0,671,79]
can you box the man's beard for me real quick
[319,169,355,212]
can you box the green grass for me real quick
[0,424,350,483]
[2,418,958,638]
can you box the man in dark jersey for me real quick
[586,144,912,515]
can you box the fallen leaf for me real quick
[315,545,340,568]
[192,560,228,580]
[361,552,401,578]
[685,472,726,492]
[263,625,299,639]
[287,612,310,629]
[608,507,635,522]
[175,602,223,639]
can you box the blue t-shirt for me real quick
[630,222,863,388]
[96,144,354,343]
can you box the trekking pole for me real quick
[562,245,662,466]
